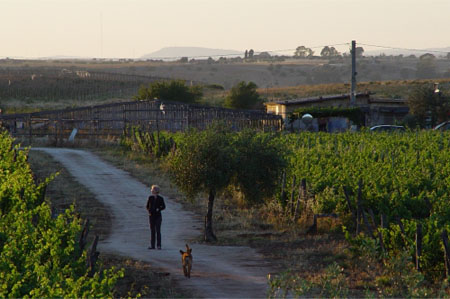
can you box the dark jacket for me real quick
[146,195,166,217]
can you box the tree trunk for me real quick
[204,189,217,242]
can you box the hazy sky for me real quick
[1,0,449,58]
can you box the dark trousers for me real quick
[149,215,162,248]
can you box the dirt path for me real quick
[33,148,273,298]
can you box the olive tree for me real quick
[167,125,287,241]
[167,124,233,242]
[231,130,286,205]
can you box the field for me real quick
[2,56,450,113]
[261,78,450,101]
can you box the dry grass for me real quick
[27,150,112,237]
[101,253,191,298]
[260,78,450,101]
[2,97,129,114]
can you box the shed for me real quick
[264,93,409,130]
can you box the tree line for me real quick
[135,79,264,110]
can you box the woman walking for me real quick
[146,185,166,249]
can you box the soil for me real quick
[32,147,273,298]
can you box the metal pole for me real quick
[351,40,357,106]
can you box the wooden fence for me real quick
[0,100,282,141]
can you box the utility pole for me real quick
[350,40,357,106]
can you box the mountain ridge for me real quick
[141,46,243,60]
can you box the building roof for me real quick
[264,92,371,106]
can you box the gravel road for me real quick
[32,148,273,298]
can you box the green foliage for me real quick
[230,130,287,205]
[224,81,262,110]
[290,106,365,126]
[166,123,234,199]
[276,130,450,280]
[0,131,123,297]
[135,79,203,104]
[123,125,286,205]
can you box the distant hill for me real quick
[141,47,243,60]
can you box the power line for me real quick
[359,43,449,54]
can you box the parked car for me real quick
[369,125,406,132]
[433,121,450,131]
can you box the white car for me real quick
[369,125,405,132]
[433,121,450,131]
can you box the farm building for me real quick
[264,93,409,131]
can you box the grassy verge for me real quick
[27,149,190,298]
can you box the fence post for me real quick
[293,178,305,222]
[87,235,100,277]
[280,171,287,206]
[289,175,296,215]
[122,104,126,135]
[415,223,422,272]
[343,186,357,231]
[442,229,450,277]
[28,116,32,145]
[356,179,362,234]
[379,214,387,252]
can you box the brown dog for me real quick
[179,244,193,278]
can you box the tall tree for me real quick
[248,49,254,58]
[294,46,314,58]
[320,46,340,58]
[407,84,450,127]
[355,47,364,58]
[416,53,437,79]
[224,81,262,109]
